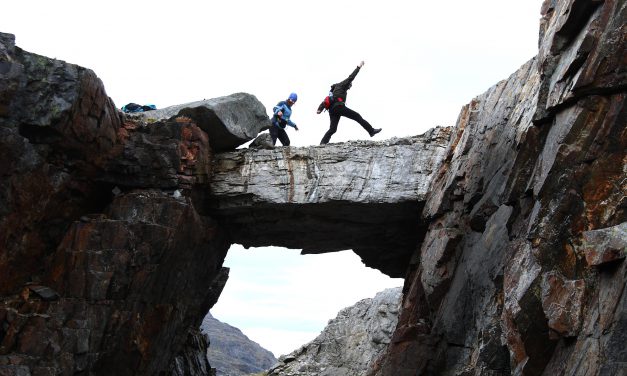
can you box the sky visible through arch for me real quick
[211,246,403,357]
[5,0,544,357]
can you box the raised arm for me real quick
[335,61,365,91]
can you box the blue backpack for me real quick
[122,103,156,113]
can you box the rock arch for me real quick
[1,2,626,373]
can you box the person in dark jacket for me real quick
[317,61,381,144]
[270,92,299,146]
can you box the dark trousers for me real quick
[320,105,375,144]
[270,125,290,146]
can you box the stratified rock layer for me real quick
[268,287,402,376]
[0,0,625,374]
[370,0,626,375]
[1,191,230,375]
[207,128,450,277]
[0,33,232,375]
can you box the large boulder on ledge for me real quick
[135,93,272,152]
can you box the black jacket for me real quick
[318,66,361,112]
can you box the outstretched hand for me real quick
[294,125,299,131]
[358,61,365,68]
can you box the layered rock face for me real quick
[268,287,402,376]
[201,313,277,376]
[207,129,450,277]
[370,0,626,375]
[0,0,625,374]
[0,33,235,375]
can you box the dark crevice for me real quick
[533,85,627,126]
[447,342,472,349]
[552,0,603,53]
[18,123,63,144]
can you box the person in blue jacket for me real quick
[270,92,299,146]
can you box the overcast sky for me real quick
[5,0,543,358]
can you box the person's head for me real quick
[287,92,298,105]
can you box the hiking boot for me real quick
[370,128,382,137]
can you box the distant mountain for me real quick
[201,312,277,376]
[267,287,402,376]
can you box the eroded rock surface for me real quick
[0,33,232,375]
[0,0,625,373]
[0,190,230,375]
[268,287,402,376]
[134,93,272,152]
[206,128,451,277]
[370,0,626,375]
[0,32,122,296]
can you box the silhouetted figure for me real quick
[317,61,381,144]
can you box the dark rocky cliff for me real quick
[370,0,626,375]
[0,0,625,375]
[0,32,236,375]
[200,313,277,376]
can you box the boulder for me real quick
[135,93,272,152]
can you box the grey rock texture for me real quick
[268,287,402,376]
[135,93,272,152]
[206,127,451,277]
[249,132,275,149]
[0,0,625,373]
[211,128,449,205]
[201,312,277,376]
[370,0,626,375]
[579,222,627,266]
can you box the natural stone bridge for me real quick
[205,129,450,277]
[2,1,626,373]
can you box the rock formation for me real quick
[369,0,626,375]
[267,287,402,376]
[206,129,450,277]
[0,33,233,375]
[133,94,271,152]
[0,0,625,374]
[170,329,215,376]
[201,313,277,376]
